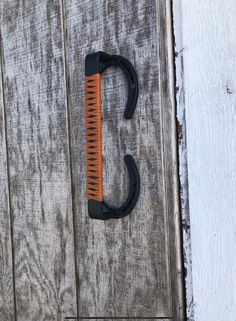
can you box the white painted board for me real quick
[173,1,236,320]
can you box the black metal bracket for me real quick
[88,155,140,220]
[85,51,139,119]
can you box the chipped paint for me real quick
[172,0,195,320]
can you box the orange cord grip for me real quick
[85,73,103,201]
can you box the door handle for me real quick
[84,51,140,220]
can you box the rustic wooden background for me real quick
[0,0,184,320]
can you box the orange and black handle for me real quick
[85,51,140,220]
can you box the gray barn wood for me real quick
[64,0,184,319]
[0,0,184,320]
[0,0,77,320]
[0,35,15,321]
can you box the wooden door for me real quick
[0,1,184,320]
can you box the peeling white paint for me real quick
[172,1,194,320]
[173,1,236,320]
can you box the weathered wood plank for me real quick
[0,33,15,321]
[156,1,185,319]
[0,0,77,320]
[64,0,184,318]
[173,1,236,320]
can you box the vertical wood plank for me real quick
[0,34,15,321]
[0,0,77,320]
[156,1,185,319]
[64,0,184,318]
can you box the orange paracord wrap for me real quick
[85,73,103,201]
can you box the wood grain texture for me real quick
[0,34,15,321]
[0,0,77,320]
[173,1,236,320]
[63,0,184,319]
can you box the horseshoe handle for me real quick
[85,51,140,220]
